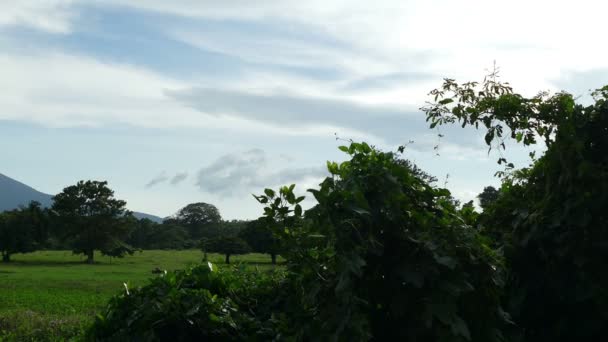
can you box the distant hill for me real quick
[0,173,163,223]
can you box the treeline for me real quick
[0,185,277,264]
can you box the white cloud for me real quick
[0,51,295,134]
[197,149,327,196]
[89,0,608,95]
[0,1,76,33]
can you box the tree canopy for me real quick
[0,201,49,262]
[52,180,133,264]
[238,218,280,264]
[477,186,499,210]
[168,202,222,240]
[203,236,250,264]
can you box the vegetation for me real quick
[203,236,251,264]
[424,73,608,340]
[126,218,190,250]
[3,71,608,341]
[88,263,285,341]
[165,202,222,240]
[90,142,510,340]
[477,186,499,211]
[52,180,133,264]
[0,202,49,262]
[239,218,281,264]
[0,250,278,341]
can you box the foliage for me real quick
[127,219,190,250]
[203,236,251,264]
[167,202,222,240]
[458,200,480,227]
[255,142,509,341]
[477,186,499,211]
[0,250,278,341]
[87,263,286,341]
[0,310,86,342]
[51,180,133,264]
[239,218,281,264]
[0,201,49,262]
[423,72,608,340]
[219,219,249,237]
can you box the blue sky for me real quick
[1,1,606,219]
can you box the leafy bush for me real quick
[87,264,286,341]
[423,73,608,340]
[89,142,509,341]
[256,142,510,341]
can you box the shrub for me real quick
[87,263,286,341]
[256,142,510,341]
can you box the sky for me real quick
[1,0,607,220]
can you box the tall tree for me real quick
[0,201,49,262]
[170,202,222,240]
[52,180,132,264]
[477,186,499,210]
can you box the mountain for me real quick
[0,173,53,210]
[0,173,163,223]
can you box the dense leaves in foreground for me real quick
[258,143,509,341]
[89,142,509,341]
[425,74,608,340]
[87,264,286,341]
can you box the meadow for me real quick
[0,250,279,341]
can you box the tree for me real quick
[170,202,222,240]
[52,180,133,264]
[239,218,280,264]
[0,201,49,262]
[458,200,480,226]
[477,186,499,210]
[204,236,250,264]
[423,72,608,340]
[127,219,189,250]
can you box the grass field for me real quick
[0,250,280,341]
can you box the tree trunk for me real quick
[225,254,230,264]
[2,252,10,263]
[271,253,277,265]
[203,252,208,262]
[86,250,95,264]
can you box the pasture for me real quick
[0,250,279,341]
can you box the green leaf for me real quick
[338,145,349,152]
[264,189,275,198]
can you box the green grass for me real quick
[0,250,280,341]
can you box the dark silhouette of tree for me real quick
[477,186,499,210]
[170,202,222,240]
[239,218,280,264]
[0,201,49,262]
[204,236,250,264]
[52,180,132,264]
